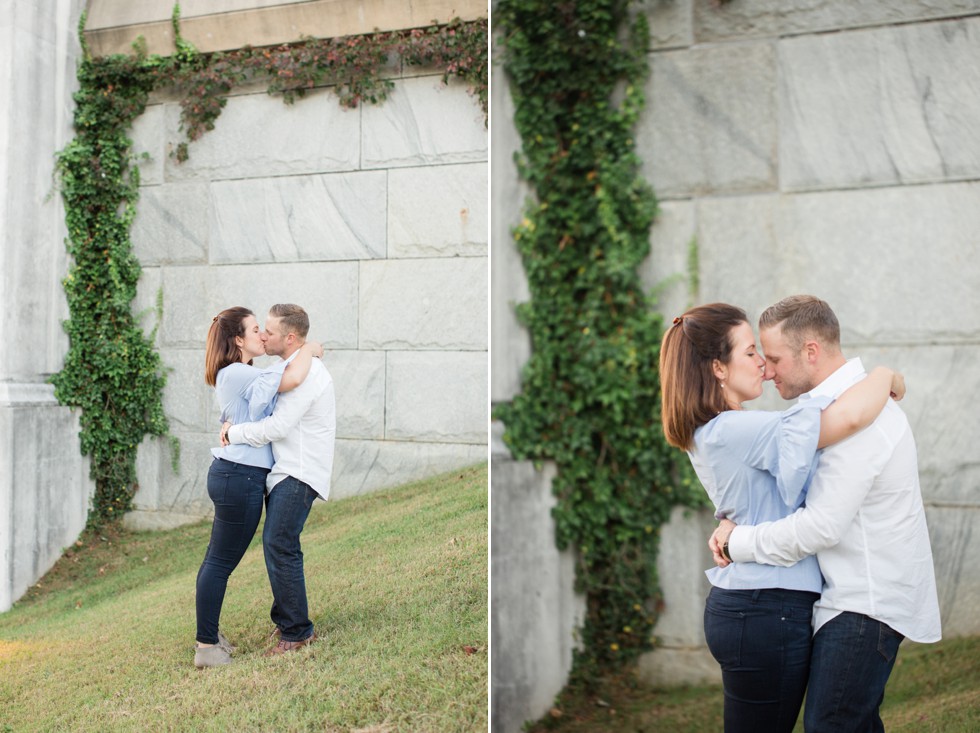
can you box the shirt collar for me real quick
[799,357,865,402]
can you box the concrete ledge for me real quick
[637,646,721,688]
[0,395,91,612]
[0,382,61,406]
[84,0,489,58]
[491,458,585,733]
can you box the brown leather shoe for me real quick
[263,632,316,657]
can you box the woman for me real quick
[194,306,322,668]
[659,303,903,733]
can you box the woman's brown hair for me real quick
[659,303,748,451]
[204,307,254,386]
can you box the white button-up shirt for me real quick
[728,358,941,643]
[227,357,336,501]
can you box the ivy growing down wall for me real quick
[53,5,488,527]
[494,0,704,683]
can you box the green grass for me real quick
[527,636,980,733]
[0,464,488,733]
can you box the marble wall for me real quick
[490,442,584,733]
[492,1,980,728]
[1,0,488,606]
[127,71,488,527]
[0,0,91,613]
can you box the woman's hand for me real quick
[305,340,324,359]
[220,421,232,447]
[890,371,905,401]
[278,342,320,393]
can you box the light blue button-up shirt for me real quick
[210,358,290,469]
[689,395,832,593]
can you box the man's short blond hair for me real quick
[268,303,309,339]
[759,295,840,353]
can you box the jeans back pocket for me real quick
[704,599,745,668]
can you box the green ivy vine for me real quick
[494,0,704,683]
[53,5,487,527]
[155,13,488,161]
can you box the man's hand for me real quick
[708,519,737,568]
[220,420,232,447]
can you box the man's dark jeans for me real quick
[804,612,904,733]
[196,458,268,644]
[704,586,819,733]
[263,476,318,642]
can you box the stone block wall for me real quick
[636,0,980,662]
[0,386,91,612]
[126,67,488,527]
[0,0,92,613]
[0,0,487,603]
[492,0,980,724]
[490,433,585,733]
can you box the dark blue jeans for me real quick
[263,476,318,642]
[195,458,268,644]
[804,612,905,733]
[704,586,820,733]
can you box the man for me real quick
[710,295,940,732]
[220,303,336,655]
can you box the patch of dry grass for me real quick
[0,465,488,733]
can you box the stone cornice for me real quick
[84,0,488,57]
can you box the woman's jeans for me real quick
[704,586,820,733]
[195,458,268,644]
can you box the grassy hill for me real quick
[0,465,488,733]
[527,635,980,733]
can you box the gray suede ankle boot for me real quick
[194,644,231,668]
[216,630,235,654]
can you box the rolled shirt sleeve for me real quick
[743,395,832,509]
[242,359,288,421]
[703,395,831,517]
